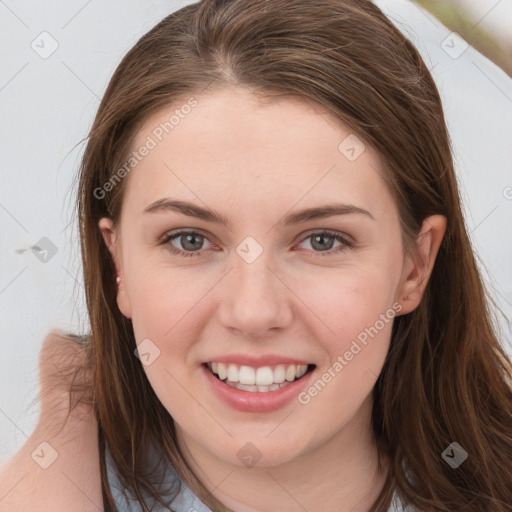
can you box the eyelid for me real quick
[295,229,355,256]
[294,228,355,245]
[160,227,354,244]
[159,227,355,258]
[160,228,216,250]
[159,227,213,243]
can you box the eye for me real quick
[160,230,213,257]
[296,230,353,257]
[159,229,353,258]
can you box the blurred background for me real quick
[414,0,512,76]
[1,0,511,468]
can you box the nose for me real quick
[217,251,293,338]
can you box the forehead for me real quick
[121,87,394,222]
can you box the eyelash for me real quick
[159,230,354,258]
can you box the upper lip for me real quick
[203,353,314,367]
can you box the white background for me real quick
[1,0,511,464]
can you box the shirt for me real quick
[105,447,408,512]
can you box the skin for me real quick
[0,86,445,512]
[0,333,101,512]
[98,86,446,512]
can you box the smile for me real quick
[205,362,315,393]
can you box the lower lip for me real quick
[201,364,315,413]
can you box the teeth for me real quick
[239,365,255,385]
[225,380,294,392]
[285,365,296,382]
[295,365,308,379]
[208,362,310,386]
[217,363,227,380]
[256,366,274,386]
[227,364,239,382]
[273,365,286,383]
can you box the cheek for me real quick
[126,260,207,338]
[124,266,204,419]
[298,259,401,346]
[297,267,397,427]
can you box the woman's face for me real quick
[100,87,421,468]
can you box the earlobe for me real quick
[397,215,447,315]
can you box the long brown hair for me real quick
[70,0,512,510]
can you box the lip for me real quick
[203,353,312,367]
[201,363,316,413]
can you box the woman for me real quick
[2,0,512,511]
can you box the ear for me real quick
[98,217,132,319]
[396,215,447,315]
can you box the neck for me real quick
[177,395,389,512]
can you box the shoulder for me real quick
[0,331,102,512]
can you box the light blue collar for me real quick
[106,447,407,511]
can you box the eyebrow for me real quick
[143,198,375,227]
